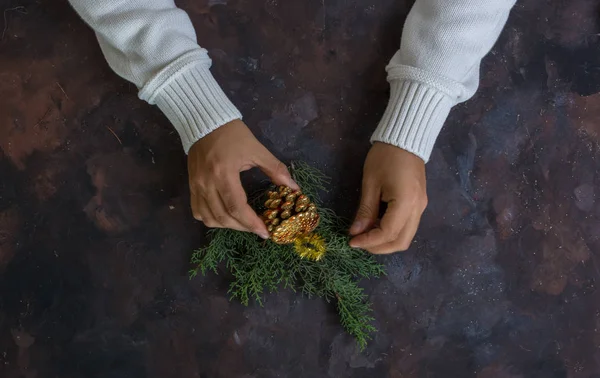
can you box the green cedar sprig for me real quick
[189,161,384,350]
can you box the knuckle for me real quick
[395,234,414,251]
[408,194,419,207]
[225,202,242,218]
[190,177,201,188]
[357,203,375,218]
[193,179,208,193]
[420,195,428,210]
[397,240,411,252]
[207,162,224,176]
[273,160,285,173]
[214,213,229,225]
[221,193,246,218]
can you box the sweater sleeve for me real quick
[68,0,242,153]
[371,0,516,162]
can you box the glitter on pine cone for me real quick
[262,185,320,244]
[294,234,326,261]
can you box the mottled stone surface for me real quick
[1,0,600,377]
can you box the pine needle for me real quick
[189,161,384,350]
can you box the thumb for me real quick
[255,149,299,190]
[350,181,381,235]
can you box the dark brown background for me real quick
[1,0,600,377]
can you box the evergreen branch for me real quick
[334,274,377,350]
[290,161,330,204]
[189,161,384,350]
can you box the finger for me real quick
[197,196,220,228]
[190,192,202,221]
[349,199,410,249]
[217,174,270,239]
[349,180,381,235]
[254,148,299,190]
[205,189,249,232]
[368,211,421,254]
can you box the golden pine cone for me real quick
[262,186,320,244]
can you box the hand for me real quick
[349,142,427,254]
[188,120,298,238]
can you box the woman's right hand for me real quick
[187,120,298,239]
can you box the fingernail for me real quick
[259,231,270,240]
[350,220,367,235]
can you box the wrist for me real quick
[140,55,242,154]
[371,141,426,165]
[371,80,454,163]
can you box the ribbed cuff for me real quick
[140,55,242,153]
[371,80,454,162]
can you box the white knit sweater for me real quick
[69,0,516,162]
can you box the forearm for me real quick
[371,0,517,162]
[68,0,241,152]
